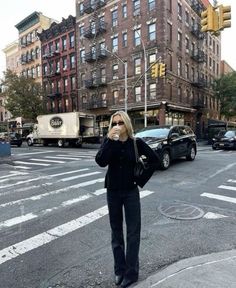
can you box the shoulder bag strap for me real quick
[133,137,139,163]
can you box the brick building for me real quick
[76,0,221,138]
[39,16,77,113]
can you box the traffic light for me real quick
[218,5,231,30]
[159,63,166,77]
[151,63,159,78]
[201,5,217,32]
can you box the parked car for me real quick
[135,125,197,170]
[212,130,236,150]
[9,132,23,147]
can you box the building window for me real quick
[185,64,189,79]
[81,73,85,87]
[177,60,182,76]
[122,4,127,18]
[56,80,61,93]
[36,65,40,77]
[185,37,189,53]
[178,3,182,19]
[112,9,118,27]
[35,47,40,59]
[133,0,140,16]
[69,33,75,48]
[79,3,84,16]
[185,10,189,26]
[149,53,156,66]
[63,57,67,70]
[101,92,107,106]
[112,36,118,52]
[112,64,119,79]
[70,54,75,69]
[134,58,141,75]
[62,36,67,51]
[135,86,141,102]
[149,83,156,100]
[80,49,85,63]
[148,23,156,41]
[177,32,182,50]
[71,75,76,90]
[55,40,60,51]
[113,90,119,104]
[63,78,68,92]
[79,26,84,37]
[134,29,141,46]
[148,0,155,11]
[56,60,60,72]
[122,32,127,47]
[178,86,182,102]
[100,68,106,83]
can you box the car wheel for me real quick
[186,145,196,161]
[160,150,170,170]
[58,139,64,148]
[27,138,33,146]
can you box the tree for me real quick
[212,72,236,119]
[2,70,47,121]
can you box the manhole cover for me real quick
[159,202,205,220]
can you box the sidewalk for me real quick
[134,249,236,288]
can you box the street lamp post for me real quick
[104,47,128,113]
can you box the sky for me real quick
[0,0,235,78]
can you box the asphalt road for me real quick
[0,144,235,288]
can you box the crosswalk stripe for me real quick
[14,161,50,166]
[12,166,31,170]
[45,156,82,161]
[201,192,236,204]
[61,171,101,182]
[0,168,90,190]
[0,178,105,208]
[218,185,236,191]
[30,158,65,164]
[0,190,153,266]
[227,179,236,183]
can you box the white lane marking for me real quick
[218,185,236,191]
[30,158,65,164]
[61,171,101,182]
[0,190,153,265]
[228,179,236,183]
[209,163,236,179]
[45,156,82,161]
[93,188,106,196]
[0,194,92,229]
[0,178,104,208]
[13,151,54,156]
[203,212,228,219]
[0,172,28,181]
[0,168,90,189]
[14,161,50,166]
[201,192,236,204]
[12,166,31,170]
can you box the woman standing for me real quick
[95,111,158,288]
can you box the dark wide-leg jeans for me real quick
[107,187,141,281]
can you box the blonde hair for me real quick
[108,111,134,138]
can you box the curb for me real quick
[134,249,236,288]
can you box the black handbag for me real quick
[133,138,155,188]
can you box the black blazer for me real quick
[95,137,159,191]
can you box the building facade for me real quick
[2,41,21,75]
[75,0,221,138]
[15,11,56,83]
[39,16,77,113]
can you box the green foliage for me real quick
[213,72,236,118]
[2,70,47,121]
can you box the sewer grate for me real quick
[158,202,205,220]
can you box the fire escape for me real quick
[83,0,108,110]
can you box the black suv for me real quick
[212,130,236,150]
[135,125,197,170]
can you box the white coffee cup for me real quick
[113,126,121,141]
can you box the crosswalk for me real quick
[0,167,154,267]
[12,151,97,170]
[0,163,235,273]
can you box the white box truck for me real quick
[26,112,97,147]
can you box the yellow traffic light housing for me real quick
[151,63,159,78]
[159,63,166,77]
[218,5,231,30]
[201,5,218,32]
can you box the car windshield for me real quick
[224,131,236,138]
[135,128,170,138]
